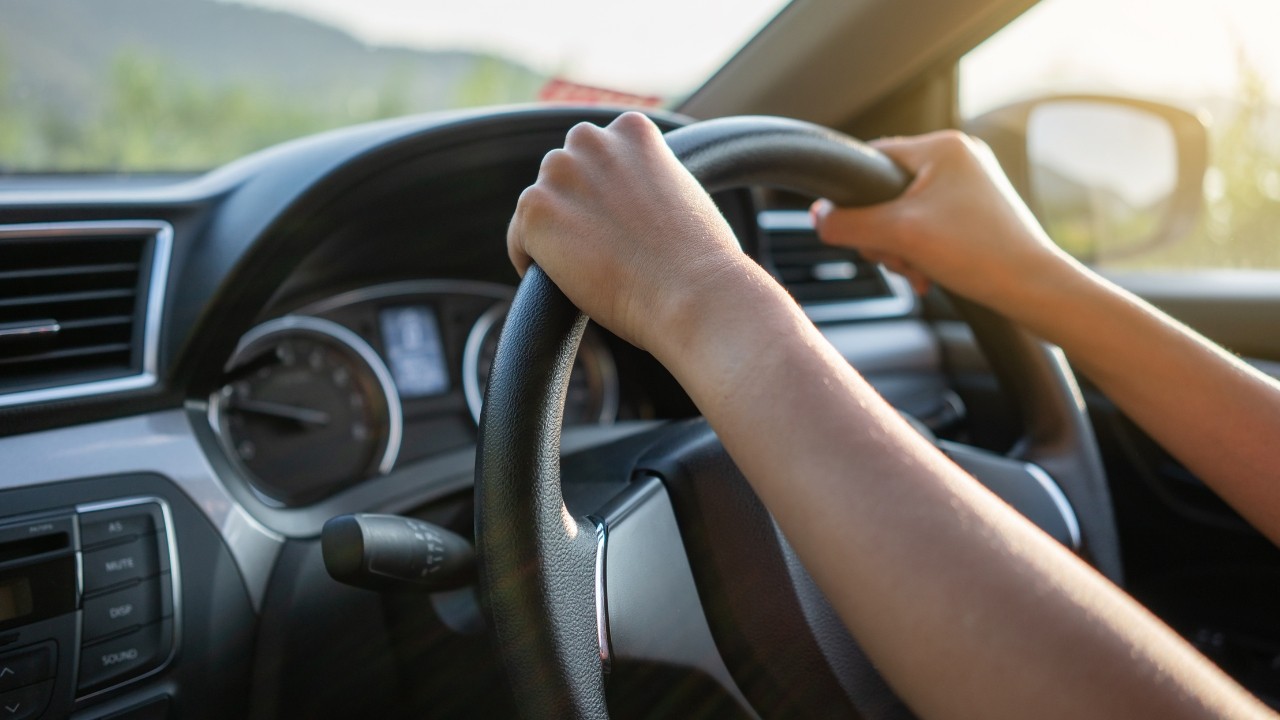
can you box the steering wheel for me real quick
[475,116,1121,719]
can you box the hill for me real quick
[0,0,546,170]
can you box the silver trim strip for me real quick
[0,410,283,611]
[0,220,174,408]
[210,315,404,479]
[0,320,60,340]
[756,208,823,232]
[74,496,183,700]
[590,517,612,674]
[1023,463,1083,550]
[757,210,916,323]
[462,302,507,426]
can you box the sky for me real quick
[223,0,790,96]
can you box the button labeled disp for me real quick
[82,535,158,593]
[83,578,161,642]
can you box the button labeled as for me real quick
[82,535,158,593]
[83,578,161,642]
[0,644,53,694]
[80,514,153,549]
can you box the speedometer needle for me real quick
[230,399,332,427]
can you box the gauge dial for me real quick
[463,303,619,427]
[211,316,403,506]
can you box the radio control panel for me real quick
[0,498,178,719]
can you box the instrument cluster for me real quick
[208,280,622,506]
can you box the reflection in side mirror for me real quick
[967,95,1207,265]
[1028,102,1176,261]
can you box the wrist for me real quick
[645,257,808,390]
[995,247,1102,337]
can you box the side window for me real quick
[960,0,1280,270]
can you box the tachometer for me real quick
[463,303,619,427]
[210,315,403,506]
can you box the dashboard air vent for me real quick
[758,210,892,303]
[757,210,914,322]
[0,222,171,404]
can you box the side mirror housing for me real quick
[967,95,1208,264]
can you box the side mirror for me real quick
[967,95,1208,264]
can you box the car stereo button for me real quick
[0,679,52,720]
[82,535,158,593]
[78,622,165,692]
[83,578,161,642]
[0,643,54,693]
[80,514,153,550]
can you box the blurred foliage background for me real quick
[1103,55,1280,270]
[0,0,544,173]
[0,47,540,172]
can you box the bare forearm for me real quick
[1001,257,1280,545]
[651,266,1268,720]
[810,129,1280,544]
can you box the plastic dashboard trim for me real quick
[0,409,282,612]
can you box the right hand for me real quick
[507,112,757,356]
[811,130,1076,312]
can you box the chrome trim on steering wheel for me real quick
[590,516,612,674]
[1024,463,1083,550]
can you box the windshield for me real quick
[0,0,790,173]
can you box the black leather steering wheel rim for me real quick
[475,115,1120,719]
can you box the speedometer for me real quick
[210,315,403,506]
[462,302,619,427]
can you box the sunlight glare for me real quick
[962,0,1280,118]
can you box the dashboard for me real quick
[0,107,950,719]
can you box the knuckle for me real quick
[515,183,553,217]
[931,129,970,156]
[610,111,657,139]
[564,121,604,149]
[537,147,575,181]
[929,129,988,166]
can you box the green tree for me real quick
[1115,47,1280,269]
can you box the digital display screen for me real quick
[379,305,450,398]
[0,577,33,623]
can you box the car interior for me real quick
[1,0,1279,718]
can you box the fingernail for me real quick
[810,199,833,224]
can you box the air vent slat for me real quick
[0,263,140,281]
[57,316,133,330]
[0,222,167,401]
[0,342,133,367]
[0,288,135,310]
